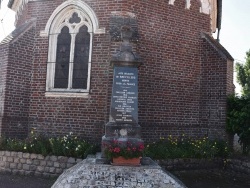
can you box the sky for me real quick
[218,0,250,63]
[0,0,15,41]
[216,0,250,94]
[0,0,250,93]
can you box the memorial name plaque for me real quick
[111,66,138,124]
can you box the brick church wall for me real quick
[0,23,36,138]
[1,0,234,143]
[0,44,9,135]
[199,38,230,140]
[226,60,234,95]
[131,0,213,140]
[24,0,128,142]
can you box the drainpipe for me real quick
[217,0,222,42]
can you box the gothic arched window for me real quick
[45,10,94,96]
[52,20,91,90]
[43,1,105,97]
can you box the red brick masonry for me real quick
[0,0,234,143]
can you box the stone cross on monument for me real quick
[102,25,143,156]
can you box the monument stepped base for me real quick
[52,153,186,188]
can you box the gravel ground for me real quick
[0,173,56,188]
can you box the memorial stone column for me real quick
[102,26,143,156]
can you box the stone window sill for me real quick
[45,92,89,98]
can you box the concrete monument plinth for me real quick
[52,154,186,188]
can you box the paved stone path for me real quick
[0,173,56,188]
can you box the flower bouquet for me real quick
[103,139,144,166]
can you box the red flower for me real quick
[104,140,144,159]
[113,147,121,153]
[138,144,145,151]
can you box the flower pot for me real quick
[112,156,141,166]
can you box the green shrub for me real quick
[227,95,250,155]
[48,132,98,158]
[144,136,229,159]
[0,131,98,158]
[0,137,26,152]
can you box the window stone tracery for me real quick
[45,3,99,97]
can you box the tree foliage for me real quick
[235,50,250,96]
[227,50,250,155]
[227,95,250,155]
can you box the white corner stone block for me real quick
[200,0,211,14]
[169,0,176,5]
[186,0,191,9]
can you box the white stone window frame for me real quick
[47,10,93,93]
[41,0,105,97]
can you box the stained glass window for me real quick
[72,26,90,89]
[54,26,71,88]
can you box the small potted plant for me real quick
[103,139,144,166]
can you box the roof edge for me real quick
[0,18,36,45]
[201,32,234,61]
